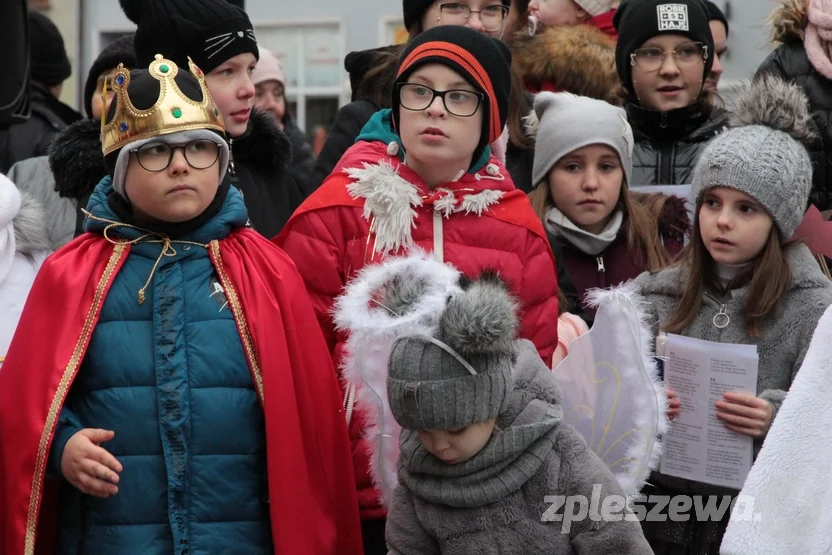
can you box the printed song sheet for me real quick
[659,334,759,489]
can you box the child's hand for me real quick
[715,392,773,438]
[61,429,123,498]
[666,389,681,421]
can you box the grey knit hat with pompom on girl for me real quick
[691,75,817,239]
[387,272,519,432]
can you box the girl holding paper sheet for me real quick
[631,75,832,555]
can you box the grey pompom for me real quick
[729,74,818,144]
[440,271,519,357]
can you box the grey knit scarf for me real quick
[397,398,562,508]
[545,206,624,256]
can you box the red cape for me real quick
[0,230,363,555]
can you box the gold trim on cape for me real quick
[208,241,265,407]
[25,242,127,555]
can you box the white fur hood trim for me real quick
[333,250,463,506]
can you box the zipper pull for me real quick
[660,111,669,129]
[713,304,730,329]
[597,256,605,272]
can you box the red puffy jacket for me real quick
[275,136,559,520]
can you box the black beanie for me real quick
[392,26,512,163]
[402,0,511,32]
[103,67,208,177]
[703,0,729,34]
[614,0,714,96]
[28,11,72,87]
[84,34,137,118]
[119,0,259,75]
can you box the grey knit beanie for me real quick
[388,273,519,432]
[527,92,634,189]
[691,75,817,239]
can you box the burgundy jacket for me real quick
[551,196,689,321]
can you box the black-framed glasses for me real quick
[437,2,509,33]
[132,139,222,172]
[398,83,484,117]
[630,42,708,72]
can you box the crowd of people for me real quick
[0,0,831,554]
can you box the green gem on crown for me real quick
[160,64,170,74]
[172,107,182,118]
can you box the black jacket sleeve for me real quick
[309,100,378,189]
[285,120,317,198]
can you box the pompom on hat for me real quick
[691,75,817,239]
[388,272,520,432]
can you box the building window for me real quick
[256,22,345,139]
[381,17,408,46]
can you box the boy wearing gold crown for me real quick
[0,55,362,555]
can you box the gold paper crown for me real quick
[101,54,225,156]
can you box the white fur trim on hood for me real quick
[333,249,463,507]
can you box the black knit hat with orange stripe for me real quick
[392,26,512,164]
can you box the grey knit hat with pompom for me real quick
[691,75,817,238]
[388,272,519,432]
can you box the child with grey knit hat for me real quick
[632,74,832,554]
[384,273,652,554]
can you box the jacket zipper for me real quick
[659,142,673,184]
[705,291,730,329]
[596,256,605,272]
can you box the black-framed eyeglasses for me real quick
[398,83,484,117]
[437,2,509,33]
[131,139,222,172]
[630,41,708,72]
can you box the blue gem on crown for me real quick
[119,122,128,132]
[116,75,125,86]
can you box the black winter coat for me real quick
[758,41,832,210]
[0,83,81,173]
[283,113,316,198]
[626,102,728,186]
[230,109,304,238]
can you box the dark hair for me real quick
[507,65,533,149]
[354,49,401,109]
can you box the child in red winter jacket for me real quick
[274,25,559,555]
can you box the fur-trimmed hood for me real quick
[232,108,292,176]
[510,24,621,104]
[48,118,109,201]
[770,0,807,44]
